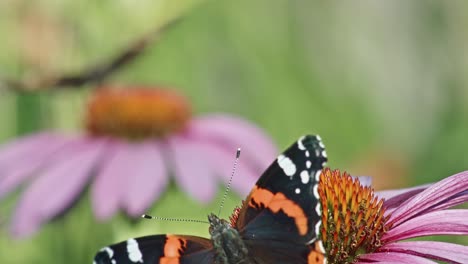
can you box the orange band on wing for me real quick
[160,235,187,264]
[160,259,179,264]
[248,186,308,235]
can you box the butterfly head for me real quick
[207,213,231,236]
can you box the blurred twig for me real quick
[0,18,180,92]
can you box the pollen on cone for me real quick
[318,168,390,264]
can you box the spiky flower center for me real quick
[85,88,191,140]
[318,169,390,263]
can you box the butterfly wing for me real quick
[234,135,327,263]
[93,235,214,264]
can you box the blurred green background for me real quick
[1,0,467,263]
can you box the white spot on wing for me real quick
[101,247,114,258]
[111,260,116,264]
[298,136,306,150]
[315,220,322,237]
[305,151,310,157]
[322,150,327,158]
[315,202,321,216]
[317,240,326,253]
[300,170,310,184]
[277,155,296,177]
[126,239,143,263]
[318,141,325,149]
[306,160,312,169]
[313,184,319,201]
[295,188,301,194]
[314,170,322,182]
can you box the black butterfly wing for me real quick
[234,135,327,264]
[93,235,214,264]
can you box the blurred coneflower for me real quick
[0,87,277,238]
[319,168,468,263]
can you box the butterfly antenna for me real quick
[141,214,209,224]
[217,148,241,217]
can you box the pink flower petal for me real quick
[383,209,468,242]
[379,185,429,212]
[122,142,168,216]
[10,139,106,238]
[91,142,126,220]
[388,171,468,226]
[196,138,260,198]
[92,141,169,219]
[188,114,277,172]
[380,241,468,263]
[0,137,72,198]
[377,184,430,201]
[428,190,468,212]
[0,132,57,167]
[167,135,219,203]
[357,252,438,264]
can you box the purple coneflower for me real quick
[0,87,277,238]
[318,168,468,263]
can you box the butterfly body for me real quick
[94,135,327,264]
[208,213,251,264]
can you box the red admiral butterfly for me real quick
[93,135,327,264]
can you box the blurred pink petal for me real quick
[189,114,277,171]
[0,133,56,167]
[0,137,72,198]
[91,142,128,220]
[381,241,468,263]
[167,135,218,203]
[194,139,259,197]
[11,139,106,237]
[121,142,168,216]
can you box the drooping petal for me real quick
[91,141,127,220]
[10,139,106,238]
[0,136,72,198]
[167,135,218,203]
[383,209,468,242]
[194,138,260,197]
[357,252,438,264]
[0,132,58,167]
[380,241,468,264]
[92,140,169,219]
[387,171,468,226]
[188,114,277,171]
[121,141,168,216]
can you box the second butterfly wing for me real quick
[94,235,214,264]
